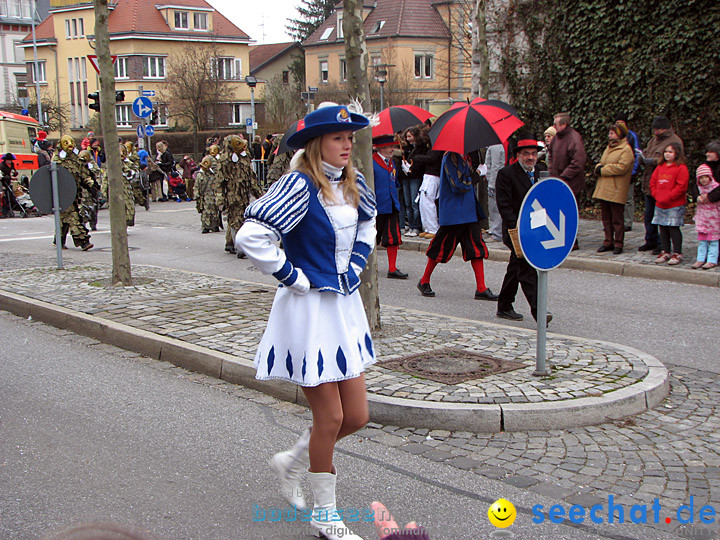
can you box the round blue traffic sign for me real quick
[145,125,155,137]
[517,177,579,271]
[132,96,153,119]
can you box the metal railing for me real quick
[251,159,269,190]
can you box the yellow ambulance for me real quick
[0,111,40,174]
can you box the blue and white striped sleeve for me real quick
[355,172,377,222]
[350,172,376,273]
[244,171,310,236]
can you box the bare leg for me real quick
[336,374,369,439]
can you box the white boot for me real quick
[269,428,310,509]
[308,470,364,540]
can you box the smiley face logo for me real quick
[488,498,516,528]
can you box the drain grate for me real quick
[378,347,526,384]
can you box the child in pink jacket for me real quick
[691,164,720,269]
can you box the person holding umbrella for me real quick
[495,134,552,324]
[416,150,498,301]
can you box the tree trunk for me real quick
[343,0,380,331]
[94,0,131,285]
[471,0,490,99]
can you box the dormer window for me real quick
[319,27,333,40]
[337,13,343,38]
[174,11,188,29]
[194,12,208,30]
[371,20,385,34]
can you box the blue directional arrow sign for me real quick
[518,177,579,271]
[132,96,153,119]
[145,125,155,137]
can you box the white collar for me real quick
[322,161,344,181]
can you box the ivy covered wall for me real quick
[497,0,720,171]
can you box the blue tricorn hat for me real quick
[286,104,369,150]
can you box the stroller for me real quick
[1,177,41,218]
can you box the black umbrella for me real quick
[276,120,300,155]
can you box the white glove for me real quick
[350,262,363,277]
[476,163,488,176]
[401,160,411,174]
[287,269,310,295]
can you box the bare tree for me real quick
[94,0,131,285]
[263,73,305,126]
[471,0,489,98]
[343,0,380,330]
[159,43,236,156]
[24,90,70,132]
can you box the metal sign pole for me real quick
[50,161,64,269]
[534,270,549,376]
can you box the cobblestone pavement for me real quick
[1,256,718,538]
[0,262,656,407]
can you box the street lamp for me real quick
[245,75,257,141]
[373,64,394,111]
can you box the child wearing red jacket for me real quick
[650,142,689,265]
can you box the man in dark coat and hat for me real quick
[495,134,552,325]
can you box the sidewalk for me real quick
[0,254,668,433]
[402,218,720,288]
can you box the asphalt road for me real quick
[1,206,716,373]
[0,309,680,540]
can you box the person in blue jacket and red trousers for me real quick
[373,134,408,279]
[417,151,498,300]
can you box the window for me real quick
[339,59,347,82]
[337,13,343,39]
[174,11,188,29]
[320,60,328,82]
[370,56,381,80]
[114,57,128,79]
[194,12,208,30]
[115,104,132,127]
[213,57,241,80]
[13,40,24,64]
[231,103,251,125]
[68,57,88,129]
[414,53,434,79]
[371,20,386,34]
[144,57,166,79]
[28,60,46,83]
[282,70,289,84]
[319,27,333,40]
[64,17,84,38]
[10,0,20,17]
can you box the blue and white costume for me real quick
[235,162,377,387]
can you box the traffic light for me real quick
[115,90,125,102]
[150,109,158,125]
[88,92,100,112]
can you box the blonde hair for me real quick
[294,135,359,207]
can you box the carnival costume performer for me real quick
[119,143,137,226]
[236,103,375,540]
[217,135,263,257]
[194,156,221,233]
[52,135,97,250]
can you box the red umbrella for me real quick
[428,99,524,154]
[372,105,434,137]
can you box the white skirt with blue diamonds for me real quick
[253,286,376,387]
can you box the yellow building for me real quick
[21,0,260,137]
[302,0,472,114]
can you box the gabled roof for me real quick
[109,0,250,41]
[249,42,301,75]
[22,0,250,45]
[304,0,450,48]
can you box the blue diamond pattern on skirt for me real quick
[285,351,294,378]
[267,346,275,375]
[336,347,347,376]
[318,350,324,377]
[302,355,307,381]
[365,333,374,358]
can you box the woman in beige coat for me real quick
[593,122,634,254]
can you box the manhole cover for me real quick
[378,347,526,384]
